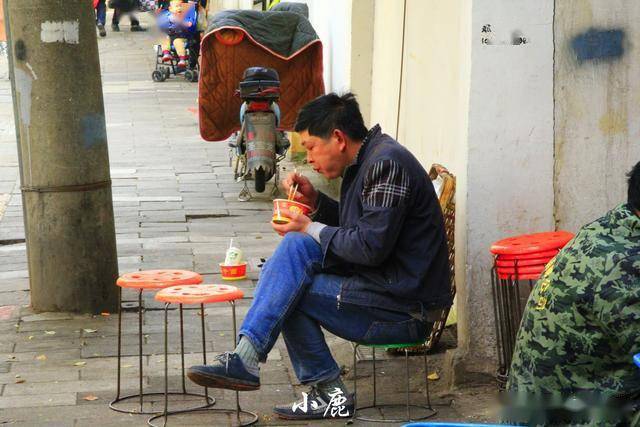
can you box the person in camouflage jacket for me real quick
[506,161,640,425]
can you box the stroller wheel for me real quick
[151,70,165,82]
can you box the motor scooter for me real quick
[228,67,290,201]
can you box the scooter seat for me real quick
[242,67,279,82]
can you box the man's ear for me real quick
[333,129,347,152]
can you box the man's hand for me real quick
[271,212,312,236]
[282,172,318,210]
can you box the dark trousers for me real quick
[112,8,140,26]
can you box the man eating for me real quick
[188,93,451,420]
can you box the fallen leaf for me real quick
[74,361,87,367]
[15,379,25,384]
[427,372,440,381]
[219,333,225,337]
[100,312,110,317]
[7,355,15,360]
[44,331,56,335]
[83,329,97,334]
[36,355,47,361]
[14,374,20,378]
[122,364,133,368]
[83,395,99,401]
[27,336,34,340]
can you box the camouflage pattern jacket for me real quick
[508,204,640,401]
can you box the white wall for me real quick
[369,0,472,171]
[300,0,352,93]
[349,0,374,125]
[369,0,404,136]
[396,0,471,185]
[458,0,555,374]
[208,0,254,11]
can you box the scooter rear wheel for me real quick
[254,167,266,193]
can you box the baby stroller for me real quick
[152,1,203,82]
[152,37,200,82]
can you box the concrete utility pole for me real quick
[4,0,119,313]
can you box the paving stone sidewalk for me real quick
[0,14,497,426]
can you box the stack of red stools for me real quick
[489,231,574,389]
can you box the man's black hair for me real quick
[294,92,368,141]
[628,161,640,211]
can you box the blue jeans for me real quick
[239,233,428,385]
[95,0,106,26]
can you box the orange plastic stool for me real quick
[495,257,554,268]
[110,270,209,416]
[117,270,203,289]
[148,285,258,427]
[490,231,574,390]
[490,231,574,256]
[156,284,244,305]
[496,249,559,261]
[496,265,546,276]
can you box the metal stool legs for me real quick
[148,303,217,426]
[110,291,214,415]
[148,300,258,427]
[351,344,437,423]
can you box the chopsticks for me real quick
[288,168,300,201]
[288,182,299,201]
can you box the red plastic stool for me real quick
[496,249,559,261]
[148,285,258,427]
[490,231,574,390]
[490,231,573,256]
[495,256,555,268]
[110,270,212,415]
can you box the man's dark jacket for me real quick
[314,125,451,314]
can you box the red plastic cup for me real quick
[272,199,312,224]
[220,262,247,281]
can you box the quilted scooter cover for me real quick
[198,9,325,142]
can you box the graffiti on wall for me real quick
[571,28,625,63]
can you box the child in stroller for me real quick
[152,0,207,82]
